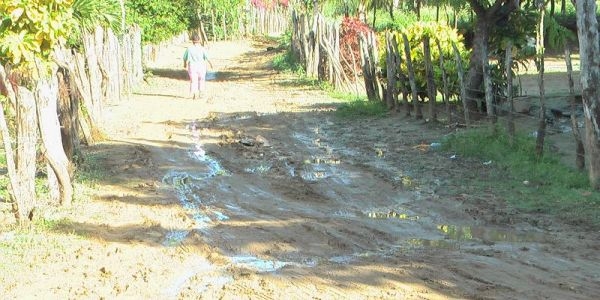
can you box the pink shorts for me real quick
[187,63,207,94]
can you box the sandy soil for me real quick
[1,38,599,299]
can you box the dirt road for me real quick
[2,38,599,299]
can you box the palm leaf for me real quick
[72,0,121,34]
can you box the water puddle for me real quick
[329,255,357,264]
[332,210,357,218]
[229,255,292,273]
[310,156,341,165]
[161,121,231,246]
[162,230,190,247]
[364,208,420,221]
[405,238,461,250]
[437,225,550,243]
[244,163,272,174]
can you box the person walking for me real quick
[183,34,213,99]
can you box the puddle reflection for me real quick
[407,238,460,250]
[365,209,420,221]
[438,225,549,243]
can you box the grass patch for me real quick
[444,126,600,229]
[272,50,304,74]
[74,151,108,187]
[0,217,72,271]
[336,99,388,118]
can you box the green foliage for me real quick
[125,0,189,43]
[272,51,304,73]
[380,21,470,101]
[336,99,387,118]
[271,31,304,73]
[0,150,8,202]
[444,127,600,229]
[191,0,245,41]
[0,0,74,68]
[371,10,419,32]
[66,0,121,48]
[72,0,120,34]
[544,14,576,50]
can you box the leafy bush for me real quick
[371,10,418,32]
[126,0,190,43]
[379,22,470,102]
[336,99,387,118]
[0,0,74,66]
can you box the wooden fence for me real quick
[291,11,356,92]
[0,25,145,216]
[247,5,290,36]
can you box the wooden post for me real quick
[13,86,38,224]
[506,42,515,144]
[423,36,437,121]
[402,33,422,119]
[564,46,585,170]
[385,31,399,110]
[35,70,73,207]
[360,32,380,101]
[452,42,470,127]
[436,39,451,123]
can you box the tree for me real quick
[464,0,520,116]
[574,0,600,189]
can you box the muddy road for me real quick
[3,39,598,299]
[128,39,599,299]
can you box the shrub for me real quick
[379,22,470,102]
[340,16,373,77]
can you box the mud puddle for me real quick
[437,224,551,243]
[161,121,315,295]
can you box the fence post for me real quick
[564,46,585,170]
[385,31,399,110]
[423,36,437,121]
[436,39,451,123]
[402,33,422,119]
[452,42,470,127]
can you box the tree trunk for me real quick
[506,42,515,145]
[482,38,496,123]
[575,0,600,189]
[35,71,74,206]
[465,17,489,116]
[465,0,520,118]
[535,3,547,158]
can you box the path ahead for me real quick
[3,39,598,299]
